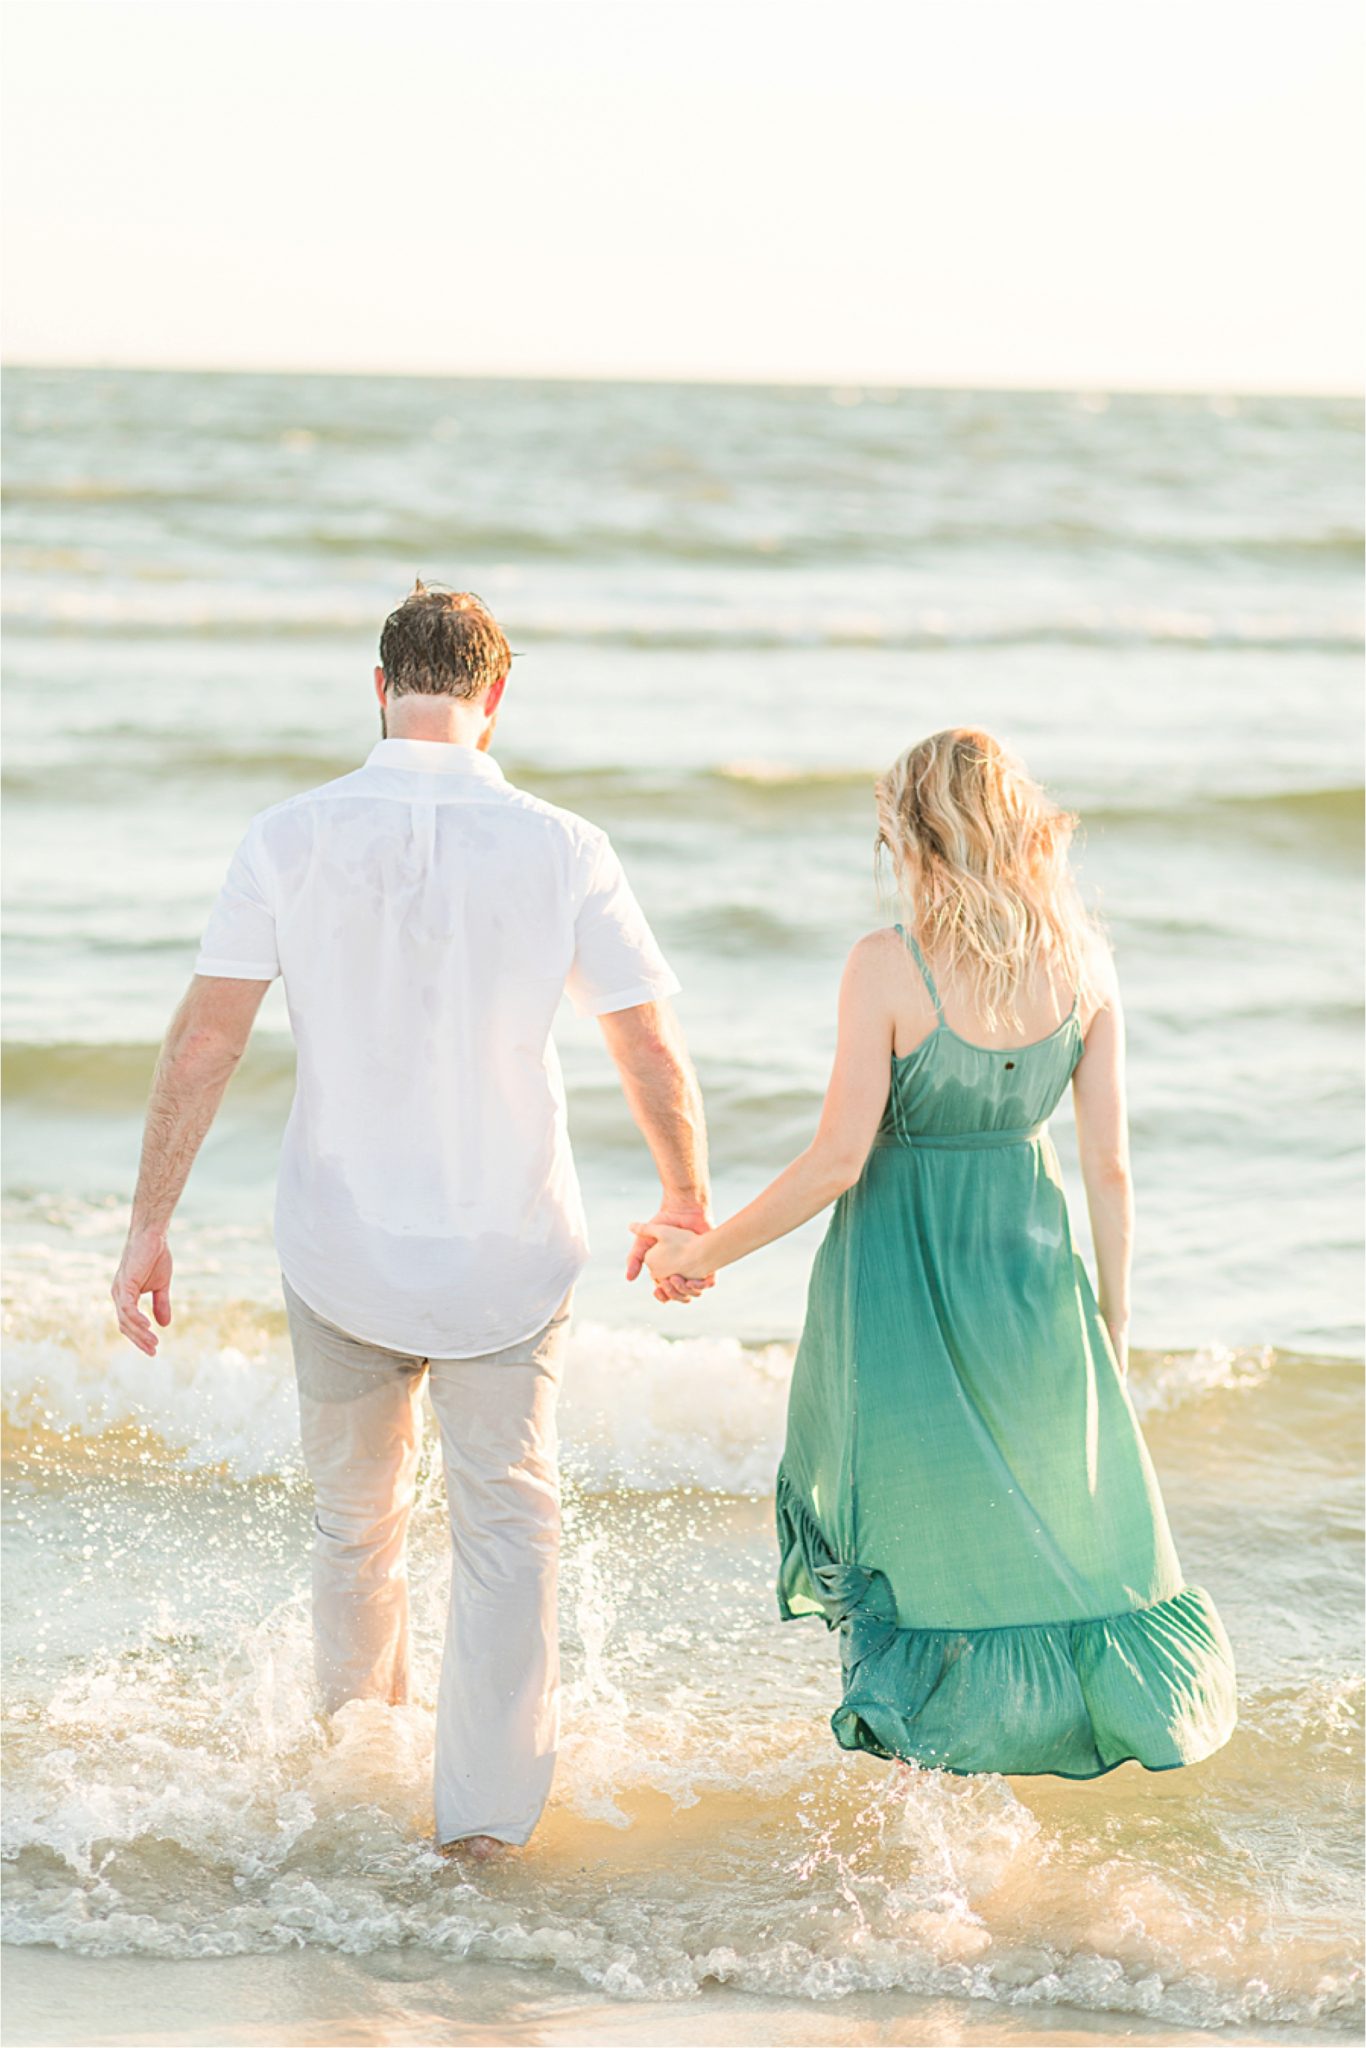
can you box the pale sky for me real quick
[2,0,1362,390]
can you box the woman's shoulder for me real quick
[850,923,908,959]
[1081,922,1117,978]
[844,925,915,983]
[1076,924,1120,1028]
[842,926,937,1027]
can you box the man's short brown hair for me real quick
[378,582,512,700]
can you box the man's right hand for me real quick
[111,1226,175,1355]
[626,1197,715,1304]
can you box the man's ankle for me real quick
[438,1832,510,1860]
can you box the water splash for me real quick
[1,1271,1304,1495]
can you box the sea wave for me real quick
[0,1305,791,1491]
[1,1616,1359,2029]
[2,1039,297,1112]
[4,739,1360,852]
[1084,781,1365,851]
[0,1281,1320,1492]
[3,582,1360,655]
[6,469,1364,565]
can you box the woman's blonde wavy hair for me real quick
[875,727,1100,1032]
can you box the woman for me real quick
[641,728,1236,1778]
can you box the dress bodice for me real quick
[875,926,1084,1148]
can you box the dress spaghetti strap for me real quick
[893,922,944,1020]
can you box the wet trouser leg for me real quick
[282,1272,571,1847]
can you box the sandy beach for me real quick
[3,1947,1350,2048]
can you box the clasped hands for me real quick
[625,1202,716,1305]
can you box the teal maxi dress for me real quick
[776,927,1237,1777]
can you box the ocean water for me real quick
[1,366,1362,2041]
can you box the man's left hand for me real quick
[626,1199,714,1304]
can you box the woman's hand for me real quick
[1106,1317,1130,1378]
[626,1197,714,1303]
[630,1221,714,1291]
[620,935,896,1306]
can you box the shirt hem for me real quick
[278,1258,585,1360]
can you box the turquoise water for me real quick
[2,368,1362,2036]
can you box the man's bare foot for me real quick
[437,1833,508,1861]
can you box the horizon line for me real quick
[3,356,1362,402]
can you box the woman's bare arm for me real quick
[637,935,895,1282]
[1070,942,1133,1373]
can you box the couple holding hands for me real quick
[111,584,1236,1859]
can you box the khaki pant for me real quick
[282,1271,572,1848]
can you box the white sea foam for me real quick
[3,1614,1359,2029]
[3,1292,1292,1496]
[4,576,1359,655]
[1127,1342,1276,1421]
[2,1286,1358,2028]
[1,1290,793,1493]
[1,1264,1293,1495]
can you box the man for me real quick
[111,583,710,1858]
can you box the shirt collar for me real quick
[364,737,506,782]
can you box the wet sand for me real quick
[1,1946,1346,2048]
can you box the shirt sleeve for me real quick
[192,818,281,981]
[564,830,680,1018]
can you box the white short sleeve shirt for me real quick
[193,737,681,1356]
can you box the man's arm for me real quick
[111,974,270,1354]
[596,998,711,1304]
[636,933,894,1290]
